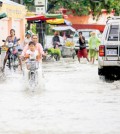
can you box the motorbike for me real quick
[26,59,39,90]
[2,39,22,71]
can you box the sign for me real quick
[36,6,45,14]
[1,4,26,19]
[106,49,118,55]
[35,0,45,6]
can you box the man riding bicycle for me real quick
[22,34,45,60]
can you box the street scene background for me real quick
[0,0,120,133]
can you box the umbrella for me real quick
[45,14,63,19]
[46,18,64,24]
[46,19,72,25]
[52,26,76,32]
[64,19,72,26]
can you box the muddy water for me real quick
[0,58,120,134]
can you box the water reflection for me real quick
[0,59,120,133]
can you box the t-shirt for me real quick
[79,36,86,50]
[52,36,60,43]
[23,38,32,47]
[26,49,39,60]
[79,36,85,45]
[22,43,44,57]
[89,36,101,49]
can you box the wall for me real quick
[0,2,26,45]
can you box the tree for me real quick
[48,0,120,17]
[24,0,120,17]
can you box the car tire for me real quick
[98,68,104,76]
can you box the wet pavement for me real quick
[0,58,120,134]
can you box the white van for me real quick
[98,16,120,76]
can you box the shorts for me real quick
[77,48,88,58]
[89,49,97,58]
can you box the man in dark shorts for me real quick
[77,32,89,63]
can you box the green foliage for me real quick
[48,0,120,17]
[23,0,34,11]
[23,0,34,5]
[24,0,120,17]
[31,24,37,34]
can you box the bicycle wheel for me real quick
[8,58,12,70]
[29,71,36,90]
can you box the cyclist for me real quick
[22,34,45,61]
[2,29,22,72]
[25,41,40,70]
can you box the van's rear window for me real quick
[108,25,120,41]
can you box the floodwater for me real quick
[0,58,120,134]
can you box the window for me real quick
[108,25,120,41]
[82,31,91,38]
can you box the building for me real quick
[58,9,115,32]
[0,0,26,44]
[10,0,23,5]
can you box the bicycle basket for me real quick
[27,61,39,70]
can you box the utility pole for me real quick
[34,0,47,48]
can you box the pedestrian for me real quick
[88,32,101,64]
[77,32,89,63]
[22,30,32,48]
[52,31,60,48]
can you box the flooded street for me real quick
[0,58,120,134]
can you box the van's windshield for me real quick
[108,25,120,41]
[75,31,92,38]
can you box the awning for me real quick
[26,15,55,21]
[2,0,25,6]
[52,26,76,32]
[0,12,7,19]
[72,24,105,32]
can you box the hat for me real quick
[90,31,96,35]
[26,30,32,36]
